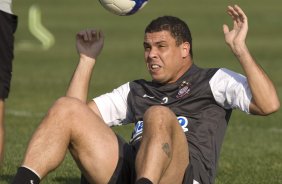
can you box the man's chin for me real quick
[152,78,167,85]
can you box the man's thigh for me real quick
[80,135,138,184]
[147,106,189,184]
[53,97,120,183]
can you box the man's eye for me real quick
[144,46,151,50]
[159,45,166,48]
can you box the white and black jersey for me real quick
[94,64,252,184]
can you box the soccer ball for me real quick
[99,0,148,16]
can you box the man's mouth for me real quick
[150,64,161,70]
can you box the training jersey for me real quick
[0,0,12,14]
[94,64,252,184]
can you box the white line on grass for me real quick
[6,109,44,118]
[268,128,282,133]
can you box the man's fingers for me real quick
[227,5,247,25]
[76,30,88,41]
[228,7,239,22]
[222,24,229,35]
[85,30,94,41]
[91,30,100,41]
[97,30,104,41]
[77,29,100,41]
[234,5,247,23]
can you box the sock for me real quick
[135,177,153,184]
[11,166,40,184]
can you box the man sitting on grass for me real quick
[12,5,279,184]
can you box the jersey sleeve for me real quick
[93,82,131,126]
[209,68,252,113]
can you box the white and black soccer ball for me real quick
[99,0,148,16]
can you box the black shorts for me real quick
[0,10,18,99]
[81,135,195,184]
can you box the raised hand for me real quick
[76,29,104,60]
[223,5,248,56]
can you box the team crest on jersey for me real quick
[176,80,191,98]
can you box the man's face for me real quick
[143,30,190,84]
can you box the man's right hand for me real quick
[76,29,104,60]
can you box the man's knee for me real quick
[46,97,83,122]
[144,105,175,118]
[50,97,81,114]
[143,105,178,132]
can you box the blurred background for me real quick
[1,0,281,183]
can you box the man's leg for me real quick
[0,10,17,166]
[12,97,120,183]
[135,106,189,184]
[0,99,4,165]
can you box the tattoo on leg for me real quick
[162,143,171,158]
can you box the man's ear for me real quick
[181,42,190,58]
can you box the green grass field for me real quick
[1,0,282,183]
